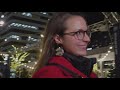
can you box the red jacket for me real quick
[32,56,97,78]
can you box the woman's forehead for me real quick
[64,16,88,32]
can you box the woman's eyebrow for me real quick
[77,29,88,31]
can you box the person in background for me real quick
[0,69,3,78]
[32,12,97,78]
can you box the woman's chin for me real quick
[78,51,87,56]
[74,51,87,56]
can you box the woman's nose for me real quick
[83,33,91,42]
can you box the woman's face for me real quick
[60,16,90,56]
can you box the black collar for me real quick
[63,52,96,77]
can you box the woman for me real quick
[32,12,97,78]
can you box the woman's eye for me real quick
[77,31,81,34]
[75,32,79,35]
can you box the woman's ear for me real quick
[54,34,63,44]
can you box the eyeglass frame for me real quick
[62,29,91,40]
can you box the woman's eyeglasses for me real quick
[63,29,91,40]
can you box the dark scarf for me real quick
[63,52,96,77]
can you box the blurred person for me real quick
[0,69,3,78]
[32,12,97,78]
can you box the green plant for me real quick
[9,45,30,73]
